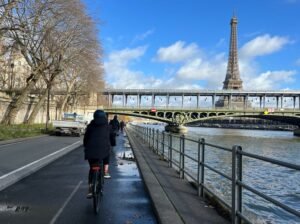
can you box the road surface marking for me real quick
[50,181,83,224]
[0,141,81,180]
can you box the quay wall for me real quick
[0,91,100,124]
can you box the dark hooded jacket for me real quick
[109,116,120,132]
[83,116,113,160]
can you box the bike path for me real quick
[0,133,157,224]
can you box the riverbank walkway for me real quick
[126,129,229,224]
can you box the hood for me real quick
[91,116,108,126]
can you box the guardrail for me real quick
[128,124,300,224]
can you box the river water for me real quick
[141,125,300,224]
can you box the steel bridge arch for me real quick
[104,108,300,126]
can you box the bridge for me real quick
[103,89,300,109]
[102,89,300,127]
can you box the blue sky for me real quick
[82,0,300,90]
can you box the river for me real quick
[141,125,300,224]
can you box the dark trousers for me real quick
[88,155,110,184]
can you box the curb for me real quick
[0,141,82,192]
[126,130,184,224]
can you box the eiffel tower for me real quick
[216,15,245,108]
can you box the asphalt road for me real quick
[0,133,157,224]
[0,136,82,177]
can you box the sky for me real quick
[82,0,300,90]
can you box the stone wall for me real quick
[0,91,100,124]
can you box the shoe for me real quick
[86,192,92,199]
[104,173,111,179]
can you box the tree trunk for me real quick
[25,90,47,124]
[1,72,42,125]
[58,78,76,119]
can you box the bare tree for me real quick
[1,0,103,124]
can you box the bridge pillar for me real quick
[122,94,125,107]
[276,96,279,109]
[137,94,140,108]
[212,95,215,109]
[197,95,199,108]
[263,95,266,109]
[151,94,155,108]
[281,95,283,108]
[166,94,169,108]
[259,96,262,108]
[293,96,296,110]
[243,95,248,109]
[108,94,112,107]
[229,95,232,109]
[294,129,300,137]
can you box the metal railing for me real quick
[128,124,300,224]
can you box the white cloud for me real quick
[216,38,225,47]
[244,70,296,90]
[104,46,202,89]
[132,29,155,43]
[154,41,200,63]
[240,34,291,59]
[107,46,147,68]
[175,55,227,88]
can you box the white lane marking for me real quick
[0,141,81,180]
[50,181,83,224]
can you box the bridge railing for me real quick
[128,124,300,224]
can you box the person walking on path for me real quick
[109,115,120,135]
[120,120,125,132]
[83,110,115,198]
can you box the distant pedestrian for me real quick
[109,115,120,135]
[120,120,125,132]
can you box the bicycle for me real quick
[90,162,104,214]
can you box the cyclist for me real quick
[84,110,114,198]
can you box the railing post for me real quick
[156,129,159,154]
[169,134,173,167]
[232,145,242,224]
[162,131,165,157]
[197,138,201,196]
[149,128,151,148]
[200,138,205,197]
[152,128,155,149]
[180,135,185,179]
